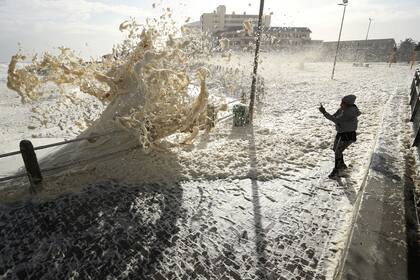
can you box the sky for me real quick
[0,0,419,62]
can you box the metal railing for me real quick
[0,130,128,192]
[0,130,122,159]
[409,68,420,147]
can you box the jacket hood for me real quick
[342,94,356,105]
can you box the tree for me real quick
[397,38,417,63]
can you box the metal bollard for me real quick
[20,140,43,193]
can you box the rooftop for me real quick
[265,27,312,33]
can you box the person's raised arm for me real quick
[319,104,338,123]
[321,107,360,124]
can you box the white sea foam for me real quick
[0,11,414,203]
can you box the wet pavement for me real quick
[0,172,356,280]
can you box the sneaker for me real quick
[336,158,347,170]
[338,162,348,170]
[328,169,339,179]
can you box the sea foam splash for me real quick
[2,13,256,202]
[6,15,229,150]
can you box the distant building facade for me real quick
[320,39,396,62]
[184,5,396,59]
[211,26,313,50]
[264,27,312,48]
[182,5,316,51]
[200,5,271,33]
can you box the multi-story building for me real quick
[211,26,313,50]
[264,27,312,48]
[200,5,271,33]
[182,5,313,51]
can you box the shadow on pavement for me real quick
[0,182,183,279]
[247,125,269,279]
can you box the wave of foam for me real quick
[10,9,252,145]
[2,14,255,200]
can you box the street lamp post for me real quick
[249,0,265,123]
[331,0,348,80]
[365,18,372,41]
[363,18,372,63]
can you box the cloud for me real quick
[0,0,156,32]
[262,0,420,41]
[0,0,153,21]
[0,0,156,61]
[0,0,419,61]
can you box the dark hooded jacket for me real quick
[322,105,361,133]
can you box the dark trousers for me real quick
[333,132,356,169]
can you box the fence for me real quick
[409,68,420,147]
[0,130,132,192]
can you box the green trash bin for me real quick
[233,104,250,127]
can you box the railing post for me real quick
[409,69,420,146]
[413,128,420,147]
[410,79,418,107]
[411,97,420,122]
[19,140,42,193]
